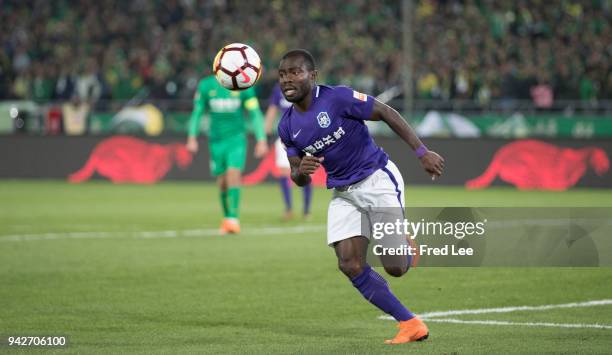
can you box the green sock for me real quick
[220,191,229,218]
[227,187,241,219]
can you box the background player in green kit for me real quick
[186,75,268,234]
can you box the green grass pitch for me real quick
[1,181,612,354]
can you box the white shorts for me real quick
[275,138,290,169]
[327,160,405,245]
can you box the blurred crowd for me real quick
[415,0,611,107]
[0,0,610,108]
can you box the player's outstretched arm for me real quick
[369,99,445,178]
[288,155,323,186]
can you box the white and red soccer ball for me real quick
[213,43,262,90]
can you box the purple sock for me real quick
[351,265,414,321]
[303,183,312,215]
[279,176,292,211]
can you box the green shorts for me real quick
[208,135,247,176]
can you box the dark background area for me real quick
[1,135,610,188]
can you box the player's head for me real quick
[278,49,317,103]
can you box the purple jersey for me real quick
[278,85,389,189]
[270,83,293,113]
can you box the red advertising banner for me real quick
[0,135,610,189]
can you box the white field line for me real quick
[0,225,326,242]
[423,318,612,329]
[418,299,612,319]
[379,299,612,329]
[378,299,612,320]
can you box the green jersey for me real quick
[188,76,265,142]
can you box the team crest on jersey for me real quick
[317,112,331,128]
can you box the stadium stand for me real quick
[0,0,609,110]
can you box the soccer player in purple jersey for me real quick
[277,49,444,344]
[264,83,313,221]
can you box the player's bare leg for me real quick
[380,251,409,278]
[334,235,369,278]
[334,236,427,344]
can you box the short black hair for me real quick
[281,49,316,71]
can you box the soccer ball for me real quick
[213,43,262,90]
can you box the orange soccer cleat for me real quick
[219,218,240,235]
[384,317,429,344]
